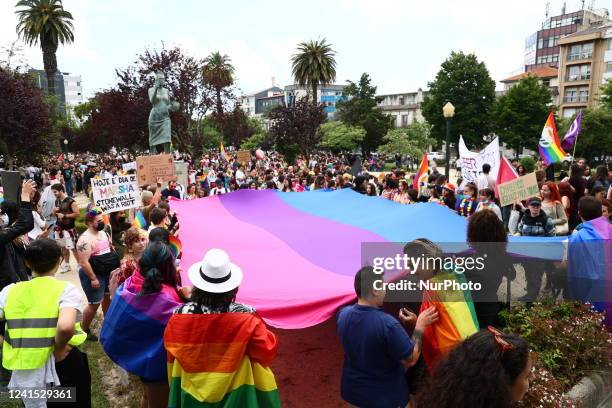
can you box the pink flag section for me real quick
[495,156,519,198]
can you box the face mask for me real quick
[0,214,9,228]
[95,221,105,231]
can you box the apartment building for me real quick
[376,89,427,128]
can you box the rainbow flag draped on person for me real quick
[169,235,182,259]
[100,276,182,381]
[164,312,281,407]
[413,153,429,190]
[538,112,568,165]
[419,271,479,369]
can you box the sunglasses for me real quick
[487,326,514,358]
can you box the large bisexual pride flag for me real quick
[171,189,564,329]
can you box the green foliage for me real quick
[569,108,612,162]
[600,78,612,110]
[240,133,265,150]
[291,38,337,102]
[421,51,496,147]
[318,121,365,152]
[15,0,74,47]
[377,122,435,159]
[520,156,536,173]
[201,118,224,150]
[493,76,552,155]
[335,73,394,153]
[501,302,611,392]
[203,51,235,116]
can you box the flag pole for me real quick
[569,110,581,165]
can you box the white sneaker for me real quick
[60,263,71,274]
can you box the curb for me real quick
[564,372,612,408]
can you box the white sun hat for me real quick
[188,248,243,293]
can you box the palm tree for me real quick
[291,38,337,104]
[202,51,235,116]
[15,0,74,98]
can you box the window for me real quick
[566,64,590,81]
[607,62,612,73]
[563,108,578,119]
[564,87,578,102]
[568,43,593,60]
[399,96,404,105]
[608,38,612,50]
[401,114,409,127]
[579,65,590,80]
[579,87,589,102]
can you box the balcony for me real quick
[567,52,592,61]
[565,74,591,82]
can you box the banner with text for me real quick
[458,136,500,186]
[498,172,539,207]
[91,174,141,214]
[236,150,251,164]
[136,154,175,185]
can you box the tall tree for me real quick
[567,108,612,162]
[378,122,435,159]
[600,79,612,110]
[0,68,54,164]
[15,0,74,97]
[291,39,337,103]
[318,121,365,152]
[493,75,552,156]
[202,51,235,116]
[335,73,394,153]
[266,99,326,160]
[421,51,496,148]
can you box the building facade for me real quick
[558,23,612,118]
[284,84,346,118]
[29,70,83,120]
[524,8,609,72]
[376,89,427,127]
[239,86,285,117]
[500,66,560,105]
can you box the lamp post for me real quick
[442,102,455,179]
[63,138,68,152]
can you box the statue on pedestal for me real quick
[148,72,180,154]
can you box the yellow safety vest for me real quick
[2,277,86,370]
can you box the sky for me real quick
[1,0,610,99]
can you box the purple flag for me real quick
[561,110,582,151]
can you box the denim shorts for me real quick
[78,269,109,305]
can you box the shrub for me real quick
[520,156,536,173]
[501,301,611,393]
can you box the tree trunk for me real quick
[216,88,222,116]
[42,40,59,98]
[312,83,318,104]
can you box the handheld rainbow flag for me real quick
[220,142,231,162]
[133,210,147,230]
[168,235,182,259]
[164,312,281,407]
[413,153,429,190]
[538,112,568,165]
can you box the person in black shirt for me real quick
[161,180,181,200]
[61,163,74,197]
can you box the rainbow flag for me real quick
[168,235,182,259]
[538,112,568,165]
[220,142,231,162]
[420,271,479,369]
[100,276,182,381]
[133,210,147,230]
[164,312,281,407]
[413,153,429,190]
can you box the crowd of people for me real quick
[0,148,609,407]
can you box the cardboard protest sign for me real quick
[122,161,136,172]
[136,154,175,185]
[498,172,539,207]
[236,150,251,165]
[91,174,142,214]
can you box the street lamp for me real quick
[63,138,68,153]
[442,102,455,178]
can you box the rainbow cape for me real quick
[164,312,280,407]
[413,153,429,190]
[100,276,182,381]
[133,210,148,230]
[419,271,479,369]
[538,112,568,165]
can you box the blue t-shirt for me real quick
[337,304,414,408]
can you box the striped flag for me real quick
[413,153,429,190]
[220,142,230,162]
[538,112,568,165]
[132,210,147,230]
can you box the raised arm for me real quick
[0,180,35,245]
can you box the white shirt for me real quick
[476,173,496,191]
[27,211,47,240]
[235,169,245,181]
[475,201,503,221]
[0,279,84,407]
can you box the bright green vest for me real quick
[2,277,87,370]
